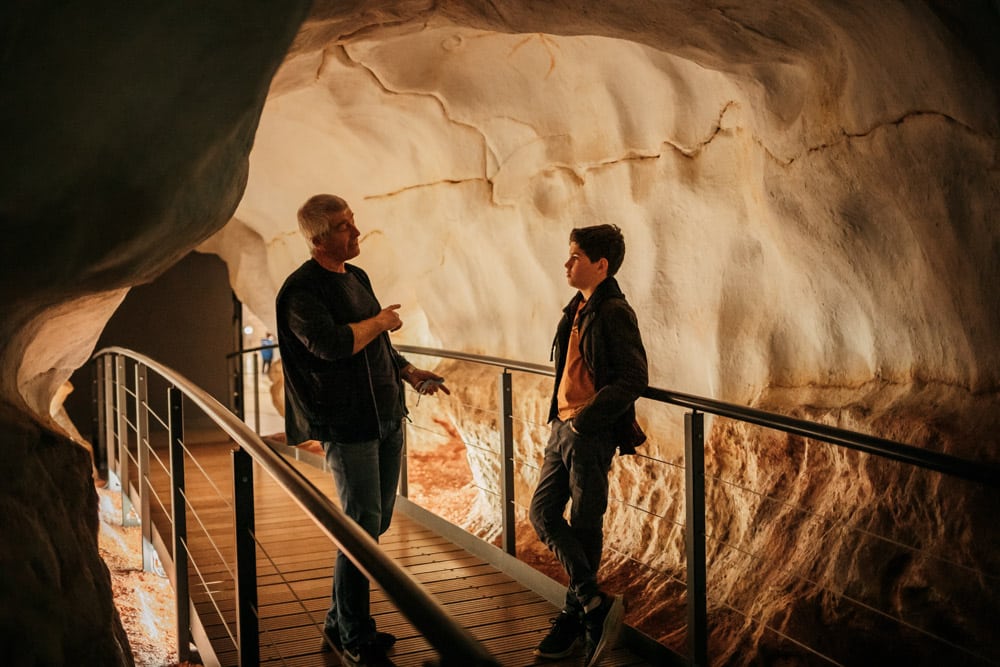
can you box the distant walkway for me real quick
[240,361,284,437]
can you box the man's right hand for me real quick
[377,304,403,333]
[349,304,403,353]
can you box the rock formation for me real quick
[2,1,997,665]
[0,3,312,663]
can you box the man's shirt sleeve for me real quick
[283,288,356,361]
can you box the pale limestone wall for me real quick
[217,7,999,443]
[197,4,1000,662]
[2,1,998,664]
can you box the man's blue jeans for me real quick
[322,419,403,649]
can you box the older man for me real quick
[276,194,448,667]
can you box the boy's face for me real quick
[564,241,607,294]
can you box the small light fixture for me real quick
[243,325,254,335]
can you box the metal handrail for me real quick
[223,341,999,665]
[397,344,554,376]
[395,345,1000,488]
[95,346,499,667]
[643,387,1000,487]
[394,344,998,665]
[226,343,276,357]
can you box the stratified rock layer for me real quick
[2,2,998,665]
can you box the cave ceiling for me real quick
[1,1,997,443]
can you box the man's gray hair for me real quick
[297,194,349,244]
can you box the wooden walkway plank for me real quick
[148,439,657,667]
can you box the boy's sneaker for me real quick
[533,610,584,659]
[583,593,625,667]
[341,640,397,667]
[322,626,397,653]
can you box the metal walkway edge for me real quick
[148,439,656,667]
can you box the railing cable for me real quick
[709,595,846,667]
[707,472,999,582]
[95,346,502,667]
[176,441,234,512]
[182,538,238,649]
[707,530,996,664]
[176,486,237,583]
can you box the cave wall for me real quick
[219,2,1000,431]
[210,2,1000,663]
[0,3,312,663]
[62,251,235,436]
[1,1,998,665]
[0,405,132,665]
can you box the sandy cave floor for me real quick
[97,484,192,667]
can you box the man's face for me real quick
[315,208,361,263]
[564,241,606,293]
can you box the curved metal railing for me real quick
[94,346,499,667]
[392,346,1000,666]
[215,343,1000,666]
[396,346,998,487]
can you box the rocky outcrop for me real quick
[0,3,312,663]
[2,1,998,664]
[0,405,132,665]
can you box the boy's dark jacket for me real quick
[549,276,648,454]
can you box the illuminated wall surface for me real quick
[1,2,997,664]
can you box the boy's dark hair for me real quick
[570,224,626,277]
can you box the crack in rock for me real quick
[322,46,989,198]
[339,43,500,201]
[806,110,979,156]
[365,177,491,200]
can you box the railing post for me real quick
[232,350,245,421]
[135,363,154,571]
[93,356,108,481]
[399,421,410,498]
[685,410,708,666]
[169,386,191,663]
[233,447,259,666]
[116,355,137,526]
[251,353,261,435]
[104,355,117,483]
[498,370,516,556]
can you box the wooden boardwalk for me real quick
[145,439,655,667]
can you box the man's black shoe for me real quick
[341,640,396,667]
[322,626,397,653]
[533,610,583,659]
